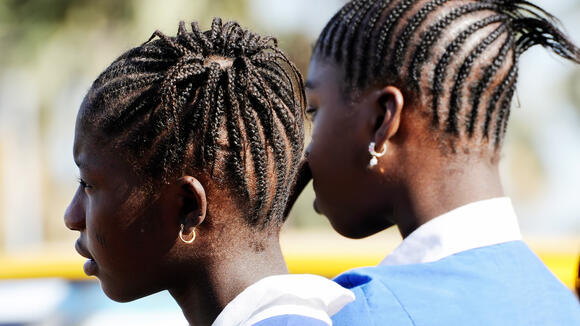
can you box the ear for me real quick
[178,176,207,233]
[371,86,404,149]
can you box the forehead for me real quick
[74,99,101,159]
[73,119,127,176]
[306,57,345,95]
[74,95,120,165]
[73,122,104,170]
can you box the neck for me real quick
[169,233,288,326]
[395,155,504,238]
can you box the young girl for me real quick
[298,0,580,324]
[64,18,353,326]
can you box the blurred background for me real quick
[0,0,579,325]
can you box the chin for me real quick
[332,223,379,239]
[101,285,138,303]
[100,280,158,303]
[327,211,395,239]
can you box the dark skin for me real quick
[576,258,580,298]
[65,111,288,326]
[299,56,504,239]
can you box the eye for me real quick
[77,177,91,190]
[306,106,318,121]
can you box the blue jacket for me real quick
[333,241,580,325]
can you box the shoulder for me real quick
[332,267,416,326]
[214,274,353,326]
[251,314,330,326]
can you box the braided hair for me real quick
[80,18,305,228]
[313,0,580,150]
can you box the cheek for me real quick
[309,131,341,184]
[85,202,114,254]
[310,125,359,205]
[311,112,367,178]
[312,113,350,163]
[85,194,132,255]
[310,121,383,217]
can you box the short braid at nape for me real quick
[313,0,580,153]
[81,18,306,228]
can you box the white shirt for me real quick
[381,197,522,266]
[212,274,355,326]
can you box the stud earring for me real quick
[179,224,196,244]
[368,142,387,167]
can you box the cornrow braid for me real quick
[495,73,517,146]
[490,55,519,145]
[354,0,395,86]
[313,0,580,152]
[467,32,514,137]
[482,54,517,140]
[342,0,377,81]
[331,0,365,63]
[430,14,507,127]
[388,0,449,76]
[224,68,249,200]
[82,18,305,228]
[373,0,416,74]
[446,23,509,135]
[408,2,501,90]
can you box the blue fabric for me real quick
[252,314,328,326]
[333,241,580,326]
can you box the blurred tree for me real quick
[0,0,134,65]
[207,0,249,17]
[278,32,312,78]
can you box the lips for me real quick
[75,239,97,276]
[75,239,92,259]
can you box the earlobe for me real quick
[179,176,207,235]
[373,86,405,147]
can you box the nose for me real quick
[64,187,86,231]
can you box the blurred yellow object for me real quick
[0,233,578,291]
[533,251,579,290]
[0,247,85,280]
[284,251,579,290]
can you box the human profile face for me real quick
[305,56,396,239]
[64,117,180,302]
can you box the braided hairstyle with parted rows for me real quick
[81,18,305,228]
[314,0,580,151]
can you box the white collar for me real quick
[380,197,522,266]
[212,274,354,326]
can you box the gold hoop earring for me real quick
[368,142,387,168]
[179,224,196,244]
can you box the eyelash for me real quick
[78,177,90,189]
[306,106,318,120]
